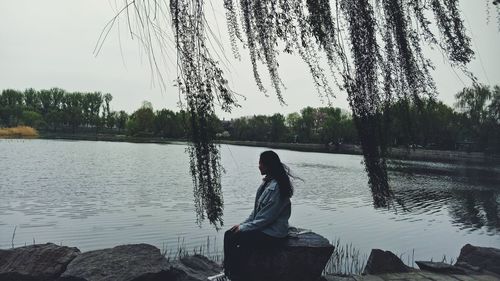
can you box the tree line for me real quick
[0,88,122,133]
[1,85,498,152]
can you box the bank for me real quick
[30,132,500,165]
[1,241,499,281]
[218,140,500,165]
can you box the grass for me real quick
[0,126,39,138]
[324,239,367,276]
[162,236,223,264]
[11,226,17,249]
[161,236,367,276]
[8,228,454,277]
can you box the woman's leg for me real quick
[226,230,285,279]
[223,229,237,276]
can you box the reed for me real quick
[0,126,39,138]
[323,238,367,276]
[163,236,223,264]
[162,236,366,276]
[11,226,17,249]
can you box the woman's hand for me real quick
[230,224,240,232]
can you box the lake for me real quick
[0,139,499,265]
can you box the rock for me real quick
[0,243,80,281]
[363,249,410,275]
[455,261,481,272]
[59,244,171,281]
[169,255,222,281]
[415,261,466,274]
[455,244,500,275]
[238,231,334,281]
[321,275,356,281]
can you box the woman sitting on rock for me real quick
[216,150,297,281]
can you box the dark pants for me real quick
[223,229,284,279]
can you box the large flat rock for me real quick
[59,244,171,281]
[456,244,500,275]
[239,231,334,281]
[0,243,80,281]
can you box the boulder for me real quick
[455,244,500,275]
[363,249,410,275]
[415,261,466,274]
[59,244,171,281]
[169,255,223,281]
[454,261,481,272]
[0,243,80,281]
[237,231,334,281]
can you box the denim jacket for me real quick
[239,178,291,238]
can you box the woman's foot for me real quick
[207,272,230,281]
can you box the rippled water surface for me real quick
[1,139,499,262]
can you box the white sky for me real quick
[0,1,499,119]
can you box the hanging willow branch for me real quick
[100,0,494,225]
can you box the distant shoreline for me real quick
[25,132,499,164]
[39,132,178,145]
[219,140,500,165]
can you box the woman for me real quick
[222,150,296,280]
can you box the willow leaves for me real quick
[106,0,490,225]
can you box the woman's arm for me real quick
[241,180,268,225]
[238,189,288,232]
[242,210,255,224]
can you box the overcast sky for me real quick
[1,1,499,119]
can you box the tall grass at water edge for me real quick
[160,236,368,275]
[8,229,453,276]
[0,126,39,138]
[323,239,367,276]
[161,236,456,276]
[162,236,223,264]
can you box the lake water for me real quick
[0,139,499,265]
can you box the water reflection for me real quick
[388,160,500,184]
[448,190,499,233]
[389,160,500,233]
[0,139,498,260]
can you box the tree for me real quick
[269,113,288,142]
[286,112,302,142]
[455,85,493,149]
[420,99,458,149]
[84,92,103,132]
[455,85,492,126]
[106,111,118,129]
[485,86,500,152]
[38,89,52,118]
[21,111,43,127]
[0,89,24,126]
[300,107,317,143]
[103,0,496,226]
[62,92,84,133]
[24,88,40,112]
[154,109,177,137]
[127,101,155,136]
[229,117,250,140]
[317,107,343,144]
[102,93,113,128]
[488,86,500,123]
[116,110,129,133]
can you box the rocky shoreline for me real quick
[1,236,499,281]
[0,231,334,281]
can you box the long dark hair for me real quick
[260,150,299,198]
